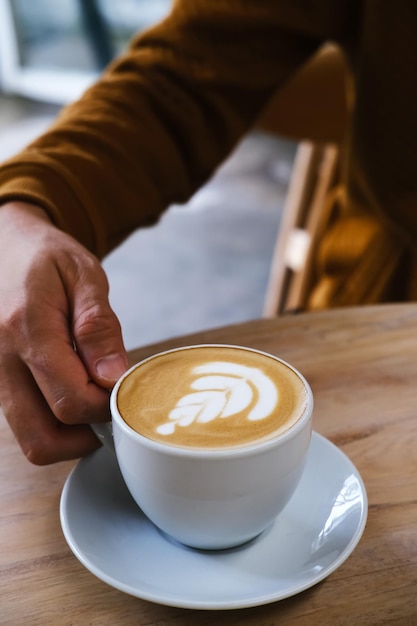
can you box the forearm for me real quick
[0,1,330,258]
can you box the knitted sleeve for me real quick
[0,0,348,257]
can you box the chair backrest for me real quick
[263,141,340,315]
[256,43,351,315]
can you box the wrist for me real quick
[0,201,52,224]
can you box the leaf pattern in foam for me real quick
[174,390,228,423]
[155,361,278,436]
[190,375,253,418]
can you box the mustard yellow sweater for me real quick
[0,0,416,307]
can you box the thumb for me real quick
[72,269,128,389]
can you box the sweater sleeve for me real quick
[0,0,347,257]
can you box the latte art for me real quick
[117,345,308,449]
[156,361,278,436]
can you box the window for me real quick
[0,0,171,103]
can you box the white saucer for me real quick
[60,432,367,610]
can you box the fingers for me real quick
[13,243,127,426]
[11,267,116,427]
[73,296,128,389]
[23,334,113,426]
[63,253,129,389]
[0,208,128,463]
[1,356,101,465]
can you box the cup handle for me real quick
[91,422,115,453]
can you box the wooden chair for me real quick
[256,44,351,315]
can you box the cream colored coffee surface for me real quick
[117,346,308,449]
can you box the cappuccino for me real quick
[117,345,309,450]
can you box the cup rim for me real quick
[110,344,313,459]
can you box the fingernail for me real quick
[95,353,128,382]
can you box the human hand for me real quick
[0,201,128,464]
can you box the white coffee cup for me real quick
[103,344,313,550]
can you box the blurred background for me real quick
[0,0,296,349]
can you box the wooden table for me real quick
[1,304,417,625]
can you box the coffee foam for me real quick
[117,346,308,449]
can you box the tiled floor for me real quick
[0,94,296,349]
